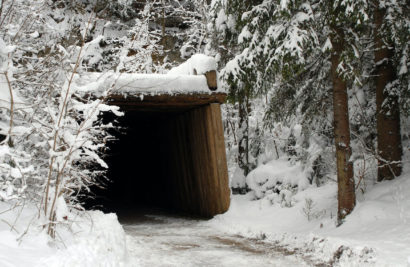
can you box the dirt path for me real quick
[122,214,310,267]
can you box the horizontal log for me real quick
[107,92,227,108]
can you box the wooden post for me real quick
[184,103,229,217]
[166,103,230,217]
[205,103,230,214]
[205,70,217,91]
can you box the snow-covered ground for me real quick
[0,161,409,266]
[124,214,308,266]
[0,205,127,267]
[210,168,410,266]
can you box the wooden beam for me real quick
[107,92,226,108]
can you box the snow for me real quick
[74,71,223,98]
[124,214,308,266]
[0,203,128,267]
[215,9,228,32]
[40,211,128,267]
[238,26,252,44]
[0,163,409,267]
[0,38,14,108]
[246,159,309,199]
[167,54,217,76]
[231,166,246,189]
[209,162,410,266]
[74,54,221,97]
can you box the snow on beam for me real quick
[75,54,220,97]
[74,71,221,98]
[167,54,218,90]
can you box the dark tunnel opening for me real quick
[82,100,230,221]
[83,107,189,220]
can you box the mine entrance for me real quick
[84,94,230,219]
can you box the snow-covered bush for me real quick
[0,1,124,237]
[0,37,32,202]
[246,159,309,207]
[301,198,327,221]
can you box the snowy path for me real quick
[122,214,310,267]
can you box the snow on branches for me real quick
[0,0,125,238]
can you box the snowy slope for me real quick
[0,204,128,267]
[209,160,410,266]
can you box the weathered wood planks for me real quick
[166,103,230,217]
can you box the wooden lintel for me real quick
[107,92,227,107]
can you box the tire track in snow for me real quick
[122,214,310,267]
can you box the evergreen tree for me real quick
[213,0,373,223]
[327,1,357,223]
[372,0,409,181]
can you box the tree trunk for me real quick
[374,2,402,181]
[237,85,251,176]
[330,27,356,225]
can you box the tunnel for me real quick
[83,93,230,219]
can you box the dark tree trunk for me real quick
[238,85,251,176]
[330,27,356,224]
[374,2,402,181]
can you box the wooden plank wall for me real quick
[166,103,230,217]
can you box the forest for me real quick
[0,0,409,266]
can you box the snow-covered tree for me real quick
[372,0,409,181]
[211,0,387,223]
[0,0,201,237]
